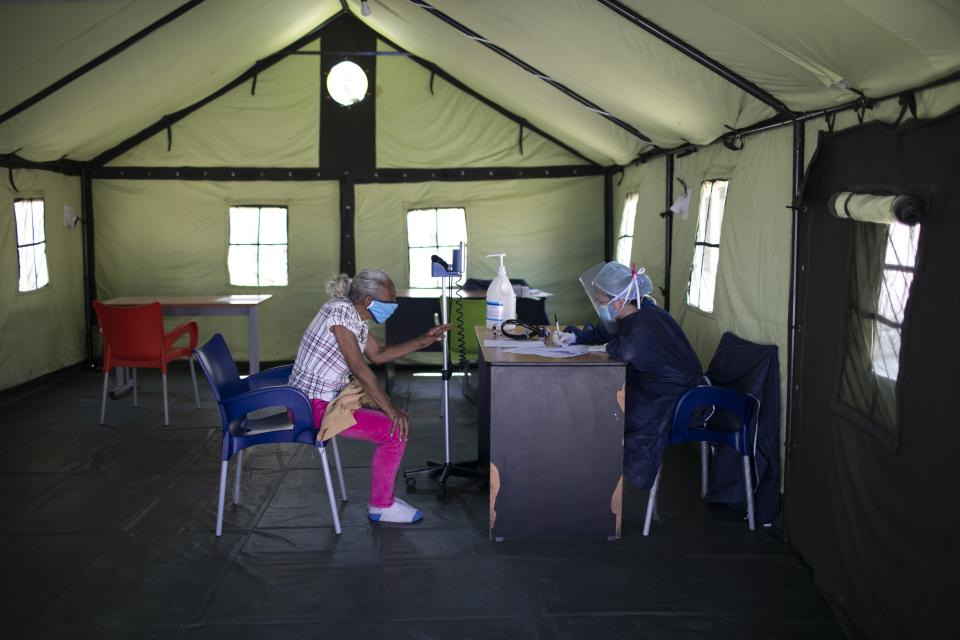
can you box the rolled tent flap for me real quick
[828,192,922,226]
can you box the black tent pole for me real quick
[783,119,805,540]
[663,155,674,312]
[604,171,614,262]
[81,168,97,366]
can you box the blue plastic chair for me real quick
[643,385,759,535]
[193,334,347,536]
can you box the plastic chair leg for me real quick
[100,372,109,424]
[742,455,756,530]
[700,441,709,498]
[330,437,347,502]
[233,450,243,505]
[215,460,228,537]
[161,372,169,426]
[189,357,201,408]
[318,446,343,535]
[643,466,662,537]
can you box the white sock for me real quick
[368,497,423,523]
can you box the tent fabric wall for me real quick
[108,49,322,168]
[625,0,960,111]
[790,108,960,640]
[356,1,637,165]
[406,0,775,148]
[0,0,339,162]
[376,42,582,168]
[671,128,793,441]
[355,177,603,349]
[612,160,666,299]
[92,179,340,362]
[0,170,85,389]
[804,82,960,166]
[108,39,580,171]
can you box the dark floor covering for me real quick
[0,366,844,639]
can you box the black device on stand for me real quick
[403,243,486,498]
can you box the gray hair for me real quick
[326,268,393,303]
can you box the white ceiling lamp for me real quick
[360,1,371,17]
[327,60,368,106]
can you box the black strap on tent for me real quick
[8,167,18,193]
[722,126,744,151]
[517,123,524,155]
[251,74,258,96]
[429,70,436,95]
[166,120,173,152]
[892,92,917,128]
[825,112,837,133]
[853,96,875,125]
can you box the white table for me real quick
[103,295,272,374]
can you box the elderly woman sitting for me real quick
[288,268,448,524]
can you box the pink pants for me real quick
[311,399,406,508]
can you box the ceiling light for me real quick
[327,60,368,106]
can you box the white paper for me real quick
[502,344,591,358]
[483,339,544,348]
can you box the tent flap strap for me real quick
[429,70,436,95]
[892,92,917,128]
[165,119,173,152]
[825,112,837,133]
[722,125,744,151]
[518,123,524,155]
[251,73,258,96]
[8,167,18,192]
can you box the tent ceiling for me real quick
[0,0,957,165]
[0,0,339,162]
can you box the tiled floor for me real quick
[0,366,844,639]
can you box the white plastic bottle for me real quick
[485,253,517,329]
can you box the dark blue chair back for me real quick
[670,385,759,455]
[193,333,246,402]
[194,334,316,462]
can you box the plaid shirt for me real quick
[289,299,368,401]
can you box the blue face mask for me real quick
[597,299,622,325]
[367,299,398,324]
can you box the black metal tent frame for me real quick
[2,2,960,533]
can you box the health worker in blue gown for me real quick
[566,262,706,489]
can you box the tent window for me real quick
[228,206,288,287]
[687,180,728,313]
[14,199,49,292]
[407,208,467,288]
[871,223,919,380]
[839,220,920,438]
[615,192,639,266]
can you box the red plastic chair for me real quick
[93,301,201,425]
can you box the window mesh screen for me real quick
[839,221,919,438]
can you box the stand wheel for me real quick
[405,477,417,488]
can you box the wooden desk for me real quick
[102,295,272,374]
[477,326,626,541]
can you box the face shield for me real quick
[579,262,654,332]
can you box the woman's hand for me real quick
[388,407,412,441]
[417,324,450,349]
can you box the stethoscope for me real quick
[496,319,548,340]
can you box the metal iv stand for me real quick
[403,242,486,498]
